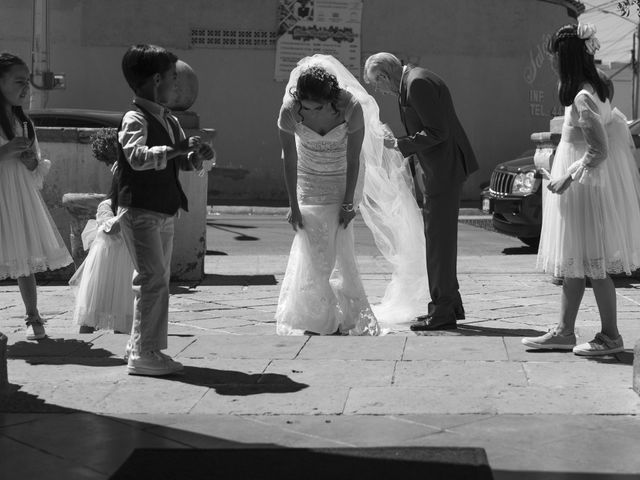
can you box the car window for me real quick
[31,116,113,128]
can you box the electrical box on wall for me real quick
[31,72,66,90]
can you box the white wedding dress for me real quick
[275,55,428,335]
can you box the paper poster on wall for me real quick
[275,0,363,81]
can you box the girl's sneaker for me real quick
[25,315,46,340]
[573,333,624,356]
[521,329,576,350]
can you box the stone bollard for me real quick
[634,339,640,396]
[0,333,7,394]
[61,192,107,268]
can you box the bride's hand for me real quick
[287,206,304,231]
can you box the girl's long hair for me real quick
[547,24,608,106]
[0,53,34,141]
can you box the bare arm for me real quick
[279,129,303,230]
[340,102,365,228]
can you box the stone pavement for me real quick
[1,217,639,479]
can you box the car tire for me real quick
[518,236,540,248]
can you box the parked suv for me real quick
[482,118,640,247]
[481,149,543,247]
[29,108,123,127]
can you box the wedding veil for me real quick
[283,54,428,329]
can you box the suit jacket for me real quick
[397,66,478,196]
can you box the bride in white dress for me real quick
[275,55,428,335]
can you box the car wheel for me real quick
[518,236,540,248]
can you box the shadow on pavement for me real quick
[0,387,276,479]
[455,324,546,337]
[159,365,308,396]
[199,273,277,286]
[111,446,493,480]
[206,221,259,241]
[169,273,277,293]
[7,337,125,367]
[501,246,538,255]
[582,350,635,366]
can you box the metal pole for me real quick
[30,0,49,109]
[633,32,637,119]
[636,26,640,119]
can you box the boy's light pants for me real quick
[119,207,174,354]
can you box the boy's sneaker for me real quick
[127,351,183,376]
[521,329,576,350]
[573,333,624,356]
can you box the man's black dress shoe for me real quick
[418,308,464,322]
[410,317,457,331]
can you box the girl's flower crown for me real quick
[555,23,601,56]
[577,23,601,55]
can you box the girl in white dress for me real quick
[522,24,640,356]
[69,175,135,334]
[0,53,73,339]
[276,55,428,335]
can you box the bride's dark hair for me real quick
[547,24,608,106]
[289,65,341,106]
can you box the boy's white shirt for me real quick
[117,96,186,172]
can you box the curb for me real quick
[634,339,640,396]
[0,333,7,394]
[207,206,489,218]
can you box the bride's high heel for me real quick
[26,315,46,340]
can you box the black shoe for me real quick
[410,316,457,331]
[454,306,465,320]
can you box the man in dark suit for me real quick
[364,52,479,331]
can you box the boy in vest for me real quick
[117,44,214,376]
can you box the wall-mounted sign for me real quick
[275,0,363,81]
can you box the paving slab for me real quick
[1,214,640,480]
[265,359,395,386]
[297,336,406,360]
[403,336,510,361]
[190,385,349,415]
[177,335,307,359]
[0,413,186,476]
[344,387,498,415]
[0,435,108,480]
[393,360,528,388]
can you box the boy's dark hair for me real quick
[547,24,608,107]
[121,44,178,92]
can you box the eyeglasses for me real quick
[371,73,386,91]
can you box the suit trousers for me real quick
[119,207,174,353]
[423,181,463,319]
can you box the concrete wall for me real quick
[2,0,580,204]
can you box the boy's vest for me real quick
[116,105,188,215]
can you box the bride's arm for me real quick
[280,130,303,230]
[342,102,364,228]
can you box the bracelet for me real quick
[341,202,354,212]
